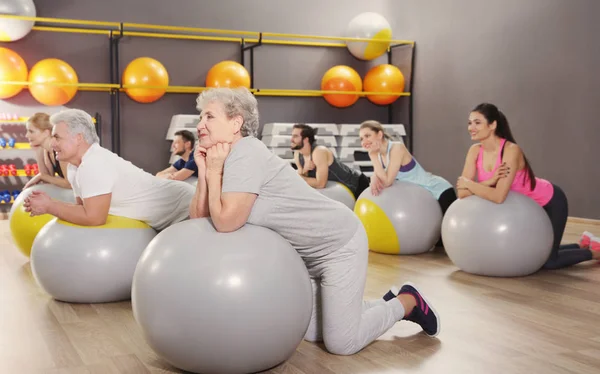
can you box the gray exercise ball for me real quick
[441,192,554,277]
[30,216,157,303]
[354,181,443,255]
[132,218,313,374]
[317,181,356,210]
[0,0,36,42]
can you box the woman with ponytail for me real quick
[457,103,600,269]
[358,120,456,216]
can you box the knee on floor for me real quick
[324,339,362,356]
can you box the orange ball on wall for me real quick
[205,61,251,89]
[0,47,28,99]
[320,65,363,108]
[28,58,78,106]
[363,64,405,105]
[122,57,169,104]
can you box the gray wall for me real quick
[2,0,599,219]
[390,0,600,219]
[0,0,399,203]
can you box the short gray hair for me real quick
[50,109,99,144]
[196,87,260,137]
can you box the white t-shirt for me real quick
[67,143,195,231]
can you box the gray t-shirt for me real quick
[222,136,360,262]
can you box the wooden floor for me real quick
[2,219,600,374]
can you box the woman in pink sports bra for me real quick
[456,103,600,269]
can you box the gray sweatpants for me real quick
[303,224,406,355]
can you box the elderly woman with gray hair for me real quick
[190,87,441,356]
[24,108,194,231]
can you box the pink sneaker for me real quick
[579,231,594,249]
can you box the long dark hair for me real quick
[472,103,537,190]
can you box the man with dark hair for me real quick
[156,130,198,181]
[291,123,370,198]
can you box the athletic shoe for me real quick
[382,286,400,302]
[398,282,440,337]
[590,236,600,253]
[579,231,594,249]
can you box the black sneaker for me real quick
[398,282,440,337]
[382,286,400,302]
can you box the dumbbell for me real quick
[24,164,39,176]
[0,190,11,203]
[7,138,15,148]
[0,164,17,176]
[0,113,19,121]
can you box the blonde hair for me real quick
[27,113,52,132]
[359,120,392,139]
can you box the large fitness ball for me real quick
[354,181,442,255]
[345,12,392,61]
[321,65,362,108]
[0,47,28,99]
[317,181,356,210]
[132,218,313,374]
[30,215,157,303]
[363,64,405,105]
[205,60,251,89]
[0,0,36,42]
[9,184,76,257]
[122,57,169,103]
[28,58,79,106]
[441,193,554,277]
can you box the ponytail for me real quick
[472,103,537,190]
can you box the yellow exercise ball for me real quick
[320,65,363,108]
[205,60,251,89]
[354,181,442,255]
[345,12,392,61]
[122,57,169,104]
[0,47,28,99]
[8,184,75,258]
[28,58,79,106]
[363,64,405,105]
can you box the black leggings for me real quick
[435,188,458,247]
[541,184,593,269]
[438,187,457,216]
[354,173,371,199]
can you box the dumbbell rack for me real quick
[0,114,50,217]
[0,114,35,216]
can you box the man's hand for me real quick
[304,159,315,172]
[24,190,54,216]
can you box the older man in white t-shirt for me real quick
[24,109,194,231]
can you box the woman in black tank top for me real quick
[24,113,71,190]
